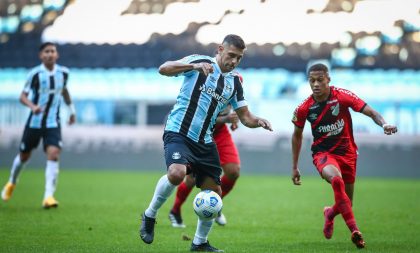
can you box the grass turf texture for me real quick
[0,169,419,253]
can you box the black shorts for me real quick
[163,131,222,188]
[20,127,62,152]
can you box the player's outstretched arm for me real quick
[159,60,214,76]
[291,125,303,185]
[216,111,239,131]
[235,106,272,131]
[361,105,397,135]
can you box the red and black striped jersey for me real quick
[292,86,367,156]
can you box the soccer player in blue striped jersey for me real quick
[139,34,272,252]
[1,42,76,209]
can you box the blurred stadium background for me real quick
[0,0,419,177]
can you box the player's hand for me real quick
[292,168,301,185]
[383,124,397,135]
[230,122,238,131]
[31,105,42,114]
[226,112,239,124]
[68,114,76,125]
[258,118,273,131]
[193,62,214,76]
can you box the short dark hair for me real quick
[39,42,56,51]
[307,63,329,75]
[222,34,246,50]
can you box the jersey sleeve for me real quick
[229,74,247,110]
[23,69,37,93]
[61,66,70,88]
[176,54,214,77]
[337,87,366,112]
[292,103,308,128]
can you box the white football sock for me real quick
[145,174,176,218]
[44,160,59,199]
[9,154,26,184]
[193,218,214,245]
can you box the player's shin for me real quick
[220,175,237,198]
[9,154,26,184]
[193,218,214,245]
[44,160,59,199]
[331,177,359,232]
[172,181,193,214]
[145,174,176,218]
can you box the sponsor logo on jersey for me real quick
[38,87,62,95]
[199,84,228,104]
[318,118,345,136]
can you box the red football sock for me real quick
[171,181,193,215]
[221,175,237,199]
[331,177,359,232]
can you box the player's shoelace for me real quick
[144,214,156,233]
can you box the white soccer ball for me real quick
[193,190,223,221]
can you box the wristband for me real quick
[69,103,76,115]
[382,123,391,128]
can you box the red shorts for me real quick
[213,124,240,165]
[312,152,357,184]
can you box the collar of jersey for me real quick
[40,63,57,75]
[212,57,230,77]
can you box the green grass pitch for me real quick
[0,169,419,253]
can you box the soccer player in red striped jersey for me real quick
[291,63,397,249]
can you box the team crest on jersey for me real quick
[225,83,232,93]
[331,103,340,116]
[172,152,181,160]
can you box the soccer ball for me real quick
[193,190,223,220]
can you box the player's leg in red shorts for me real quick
[214,124,240,199]
[313,152,364,247]
[212,124,240,225]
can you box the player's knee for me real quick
[223,163,240,180]
[20,152,31,162]
[184,176,196,188]
[167,166,186,185]
[226,169,240,180]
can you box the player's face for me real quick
[309,71,330,99]
[217,44,244,73]
[39,45,58,67]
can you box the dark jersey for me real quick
[292,86,367,156]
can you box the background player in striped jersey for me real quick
[168,107,241,228]
[140,34,272,252]
[291,63,397,249]
[1,42,76,209]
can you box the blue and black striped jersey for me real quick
[23,64,69,128]
[165,54,247,144]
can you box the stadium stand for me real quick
[0,0,419,175]
[0,0,419,69]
